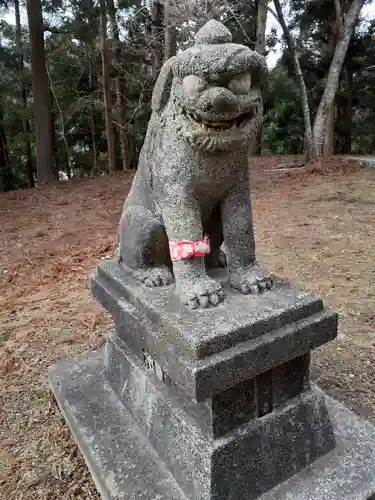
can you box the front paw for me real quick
[177,276,224,309]
[134,266,174,287]
[229,262,273,295]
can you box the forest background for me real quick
[0,0,374,190]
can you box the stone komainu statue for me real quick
[117,20,273,309]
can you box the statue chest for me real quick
[191,156,239,202]
[153,132,247,209]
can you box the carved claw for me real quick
[177,276,224,309]
[229,262,273,295]
[134,266,174,287]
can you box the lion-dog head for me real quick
[152,20,268,152]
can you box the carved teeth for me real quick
[212,121,233,129]
[183,107,254,131]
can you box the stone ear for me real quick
[151,56,176,114]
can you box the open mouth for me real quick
[182,108,254,130]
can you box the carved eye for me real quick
[228,73,251,95]
[183,75,207,94]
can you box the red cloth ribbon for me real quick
[169,234,211,262]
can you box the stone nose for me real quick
[203,88,239,114]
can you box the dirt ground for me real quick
[1,156,375,499]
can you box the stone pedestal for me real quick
[49,260,375,499]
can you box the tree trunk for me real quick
[151,1,164,80]
[255,0,268,55]
[106,0,131,170]
[312,0,365,157]
[15,0,34,188]
[88,56,99,175]
[323,21,337,156]
[323,104,335,155]
[252,0,269,155]
[99,0,116,174]
[164,0,177,62]
[25,0,55,184]
[273,0,313,159]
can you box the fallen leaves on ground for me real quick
[0,156,374,499]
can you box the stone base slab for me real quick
[49,349,375,500]
[104,334,335,499]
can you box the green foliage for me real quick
[262,0,375,156]
[0,18,33,190]
[262,68,304,155]
[0,0,375,190]
[350,20,375,153]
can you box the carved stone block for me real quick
[49,265,375,499]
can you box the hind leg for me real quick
[205,247,227,269]
[118,206,174,287]
[204,206,227,269]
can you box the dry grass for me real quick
[1,157,374,498]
